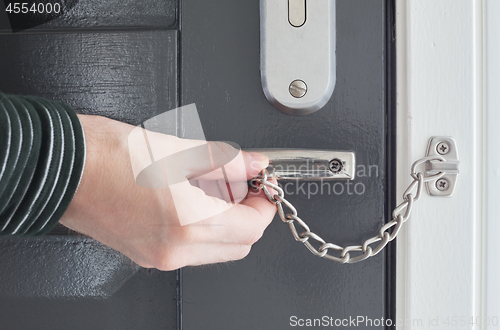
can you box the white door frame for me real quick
[395,0,498,328]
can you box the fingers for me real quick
[130,128,269,190]
[169,189,277,245]
[133,187,276,270]
[168,179,233,226]
[147,243,253,271]
[189,148,269,181]
[165,140,268,182]
[166,148,267,226]
[129,122,269,182]
[148,192,277,270]
[195,180,249,204]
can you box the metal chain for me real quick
[249,155,447,263]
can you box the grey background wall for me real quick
[0,0,395,329]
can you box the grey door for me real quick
[0,0,395,329]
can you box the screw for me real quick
[289,80,307,98]
[436,142,450,155]
[329,159,343,174]
[435,178,450,191]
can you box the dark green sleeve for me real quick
[0,92,86,236]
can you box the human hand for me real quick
[60,115,277,270]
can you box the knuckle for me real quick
[175,226,195,244]
[150,246,180,271]
[229,245,251,261]
[211,141,239,163]
[165,223,198,245]
[241,227,264,246]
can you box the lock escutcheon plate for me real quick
[260,0,336,115]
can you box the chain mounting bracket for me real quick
[425,136,459,197]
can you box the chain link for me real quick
[249,155,447,264]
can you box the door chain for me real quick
[250,154,450,264]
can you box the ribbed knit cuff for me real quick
[0,92,86,236]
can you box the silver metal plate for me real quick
[246,149,355,181]
[425,136,459,197]
[260,0,336,116]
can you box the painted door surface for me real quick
[180,1,394,329]
[0,1,394,329]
